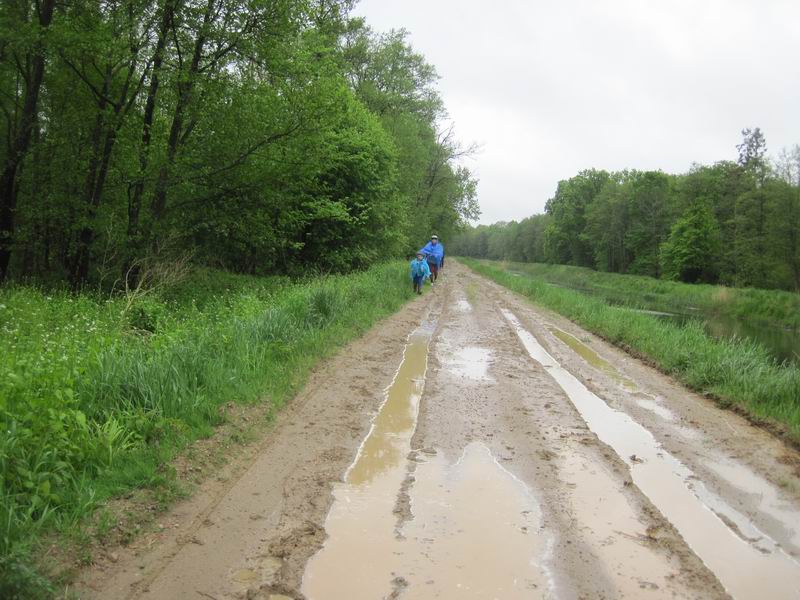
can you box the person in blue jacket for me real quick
[419,234,445,283]
[410,251,432,294]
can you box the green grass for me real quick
[0,262,414,598]
[460,258,800,442]
[490,260,800,329]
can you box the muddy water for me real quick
[548,317,800,551]
[703,458,800,551]
[301,327,431,599]
[503,309,800,598]
[557,451,680,596]
[550,327,637,390]
[399,443,551,598]
[303,319,550,599]
[441,345,493,381]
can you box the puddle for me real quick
[303,321,551,599]
[455,298,472,312]
[705,457,800,551]
[398,443,552,598]
[232,568,259,583]
[504,309,800,598]
[441,345,493,381]
[559,451,681,596]
[302,325,432,599]
[635,396,676,421]
[549,327,637,390]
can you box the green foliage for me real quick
[660,201,721,283]
[0,2,477,287]
[454,131,800,293]
[0,261,413,592]
[469,259,800,331]
[461,258,800,441]
[450,214,551,263]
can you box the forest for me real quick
[452,129,800,292]
[0,2,482,593]
[1,0,478,288]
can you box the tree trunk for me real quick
[150,0,214,225]
[70,109,106,286]
[128,0,176,243]
[0,0,56,282]
[71,50,143,288]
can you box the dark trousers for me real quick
[428,260,439,281]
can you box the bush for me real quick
[0,262,412,592]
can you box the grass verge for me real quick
[492,260,800,330]
[0,262,414,598]
[460,258,800,443]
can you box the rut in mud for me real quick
[80,262,800,600]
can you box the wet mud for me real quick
[505,308,800,598]
[79,261,800,600]
[302,327,432,599]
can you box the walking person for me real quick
[410,251,431,294]
[419,235,445,283]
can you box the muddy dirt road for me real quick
[80,261,800,599]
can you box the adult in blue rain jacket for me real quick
[419,235,445,282]
[410,251,431,294]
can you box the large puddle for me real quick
[301,326,431,599]
[548,318,800,546]
[558,451,683,596]
[503,309,800,599]
[399,443,551,598]
[441,344,493,381]
[550,326,710,440]
[549,327,637,391]
[302,321,550,599]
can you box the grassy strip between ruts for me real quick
[459,258,800,443]
[0,262,414,598]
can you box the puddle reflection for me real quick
[442,345,493,381]
[399,443,551,598]
[303,324,550,599]
[303,329,431,599]
[550,327,637,390]
[505,309,800,599]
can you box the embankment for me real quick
[0,262,413,597]
[459,258,800,444]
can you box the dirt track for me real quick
[79,261,800,599]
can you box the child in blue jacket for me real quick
[410,251,432,294]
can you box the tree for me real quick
[0,0,56,281]
[584,174,630,272]
[624,171,673,276]
[544,169,610,266]
[733,127,771,286]
[659,201,721,283]
[339,21,479,244]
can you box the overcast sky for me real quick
[354,0,800,224]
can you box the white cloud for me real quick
[355,0,800,224]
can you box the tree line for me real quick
[0,0,478,287]
[452,129,800,291]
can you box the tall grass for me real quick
[461,258,800,441]
[493,260,800,329]
[0,262,413,597]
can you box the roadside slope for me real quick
[77,285,443,599]
[78,261,800,599]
